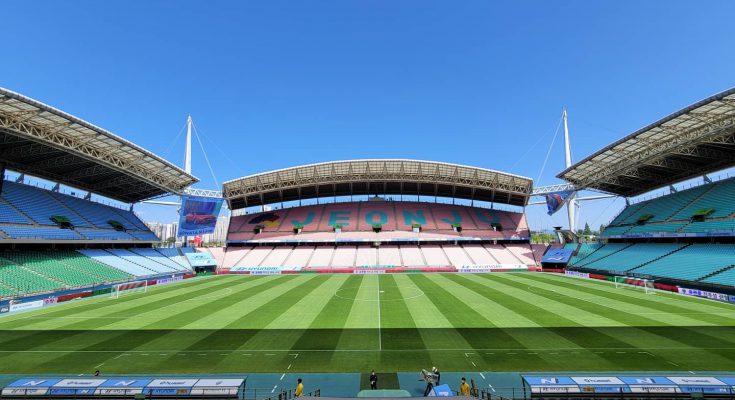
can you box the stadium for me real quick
[0,82,734,400]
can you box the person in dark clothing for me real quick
[423,382,433,397]
[369,370,378,390]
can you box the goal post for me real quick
[111,280,148,298]
[614,276,655,294]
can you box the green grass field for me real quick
[1,273,734,374]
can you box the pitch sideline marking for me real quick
[377,275,382,351]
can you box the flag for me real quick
[545,190,574,216]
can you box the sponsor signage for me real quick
[523,376,735,396]
[524,377,577,385]
[8,300,44,312]
[565,270,589,279]
[678,288,730,303]
[146,379,199,388]
[177,195,224,237]
[629,386,678,393]
[668,377,725,386]
[156,276,183,285]
[0,306,9,313]
[96,378,152,395]
[2,379,62,396]
[353,269,385,274]
[572,377,625,385]
[2,377,243,397]
[190,379,244,395]
[229,266,300,274]
[458,264,526,272]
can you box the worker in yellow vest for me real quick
[295,378,304,397]
[459,377,470,396]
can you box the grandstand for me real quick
[0,87,197,299]
[561,87,735,294]
[221,159,540,273]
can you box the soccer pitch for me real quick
[1,273,734,374]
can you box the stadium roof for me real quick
[0,88,197,202]
[558,87,735,197]
[223,159,533,209]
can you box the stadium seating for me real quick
[0,255,62,294]
[681,219,735,233]
[78,249,158,277]
[155,247,190,268]
[600,226,632,236]
[307,247,333,267]
[355,246,378,266]
[441,245,474,266]
[2,181,91,227]
[632,244,735,281]
[568,243,604,265]
[0,226,82,240]
[259,246,293,267]
[218,242,540,270]
[618,185,710,224]
[77,229,134,240]
[505,244,537,265]
[484,244,522,264]
[0,200,30,224]
[2,251,103,288]
[229,201,529,242]
[703,266,735,286]
[573,243,630,267]
[0,181,160,242]
[463,244,498,264]
[602,178,735,238]
[673,179,735,219]
[625,222,687,234]
[204,247,226,267]
[580,243,685,273]
[48,251,134,282]
[131,248,190,272]
[284,246,316,267]
[331,247,357,267]
[378,245,402,266]
[106,249,178,274]
[399,246,425,266]
[236,247,274,267]
[127,231,160,241]
[420,246,450,266]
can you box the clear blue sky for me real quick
[2,0,734,230]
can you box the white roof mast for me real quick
[563,109,577,232]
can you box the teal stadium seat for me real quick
[567,243,603,265]
[572,243,630,267]
[581,243,685,273]
[633,244,735,282]
[673,179,735,220]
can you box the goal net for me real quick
[111,280,148,298]
[614,276,655,294]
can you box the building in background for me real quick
[145,215,228,246]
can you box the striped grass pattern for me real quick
[0,273,734,373]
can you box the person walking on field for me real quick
[459,378,470,396]
[295,378,304,397]
[370,370,378,390]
